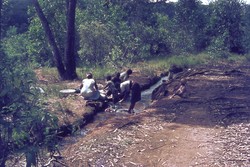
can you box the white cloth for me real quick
[120,80,131,93]
[80,78,100,100]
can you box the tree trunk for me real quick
[64,0,78,80]
[32,0,66,79]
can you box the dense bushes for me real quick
[76,0,250,67]
[0,52,59,166]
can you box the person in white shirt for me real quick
[80,73,100,100]
[119,80,132,102]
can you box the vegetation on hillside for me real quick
[2,0,250,71]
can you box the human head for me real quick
[115,72,120,78]
[127,69,132,75]
[106,75,112,81]
[86,73,93,79]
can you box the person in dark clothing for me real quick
[128,81,141,114]
[111,72,121,92]
[103,75,119,104]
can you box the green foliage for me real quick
[168,53,210,66]
[1,0,31,35]
[2,0,250,78]
[227,53,247,62]
[245,54,250,61]
[207,0,246,54]
[29,0,67,47]
[173,0,207,53]
[137,64,158,77]
[2,27,43,68]
[150,13,172,54]
[0,52,59,165]
[27,16,54,67]
[77,0,162,68]
[91,66,117,79]
[242,5,250,53]
[27,0,69,67]
[78,21,113,66]
[138,53,211,74]
[4,0,250,73]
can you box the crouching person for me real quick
[103,75,119,104]
[80,73,103,100]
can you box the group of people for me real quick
[79,69,141,114]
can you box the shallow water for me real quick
[141,76,168,107]
[99,76,169,114]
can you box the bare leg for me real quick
[128,102,136,113]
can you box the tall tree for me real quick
[32,0,77,80]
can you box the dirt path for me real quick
[57,63,250,167]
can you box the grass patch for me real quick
[137,64,158,76]
[134,53,211,74]
[40,67,59,81]
[166,53,210,67]
[45,84,67,98]
[36,52,250,82]
[227,54,248,62]
[77,66,117,80]
[37,53,211,81]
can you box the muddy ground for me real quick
[40,62,250,167]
